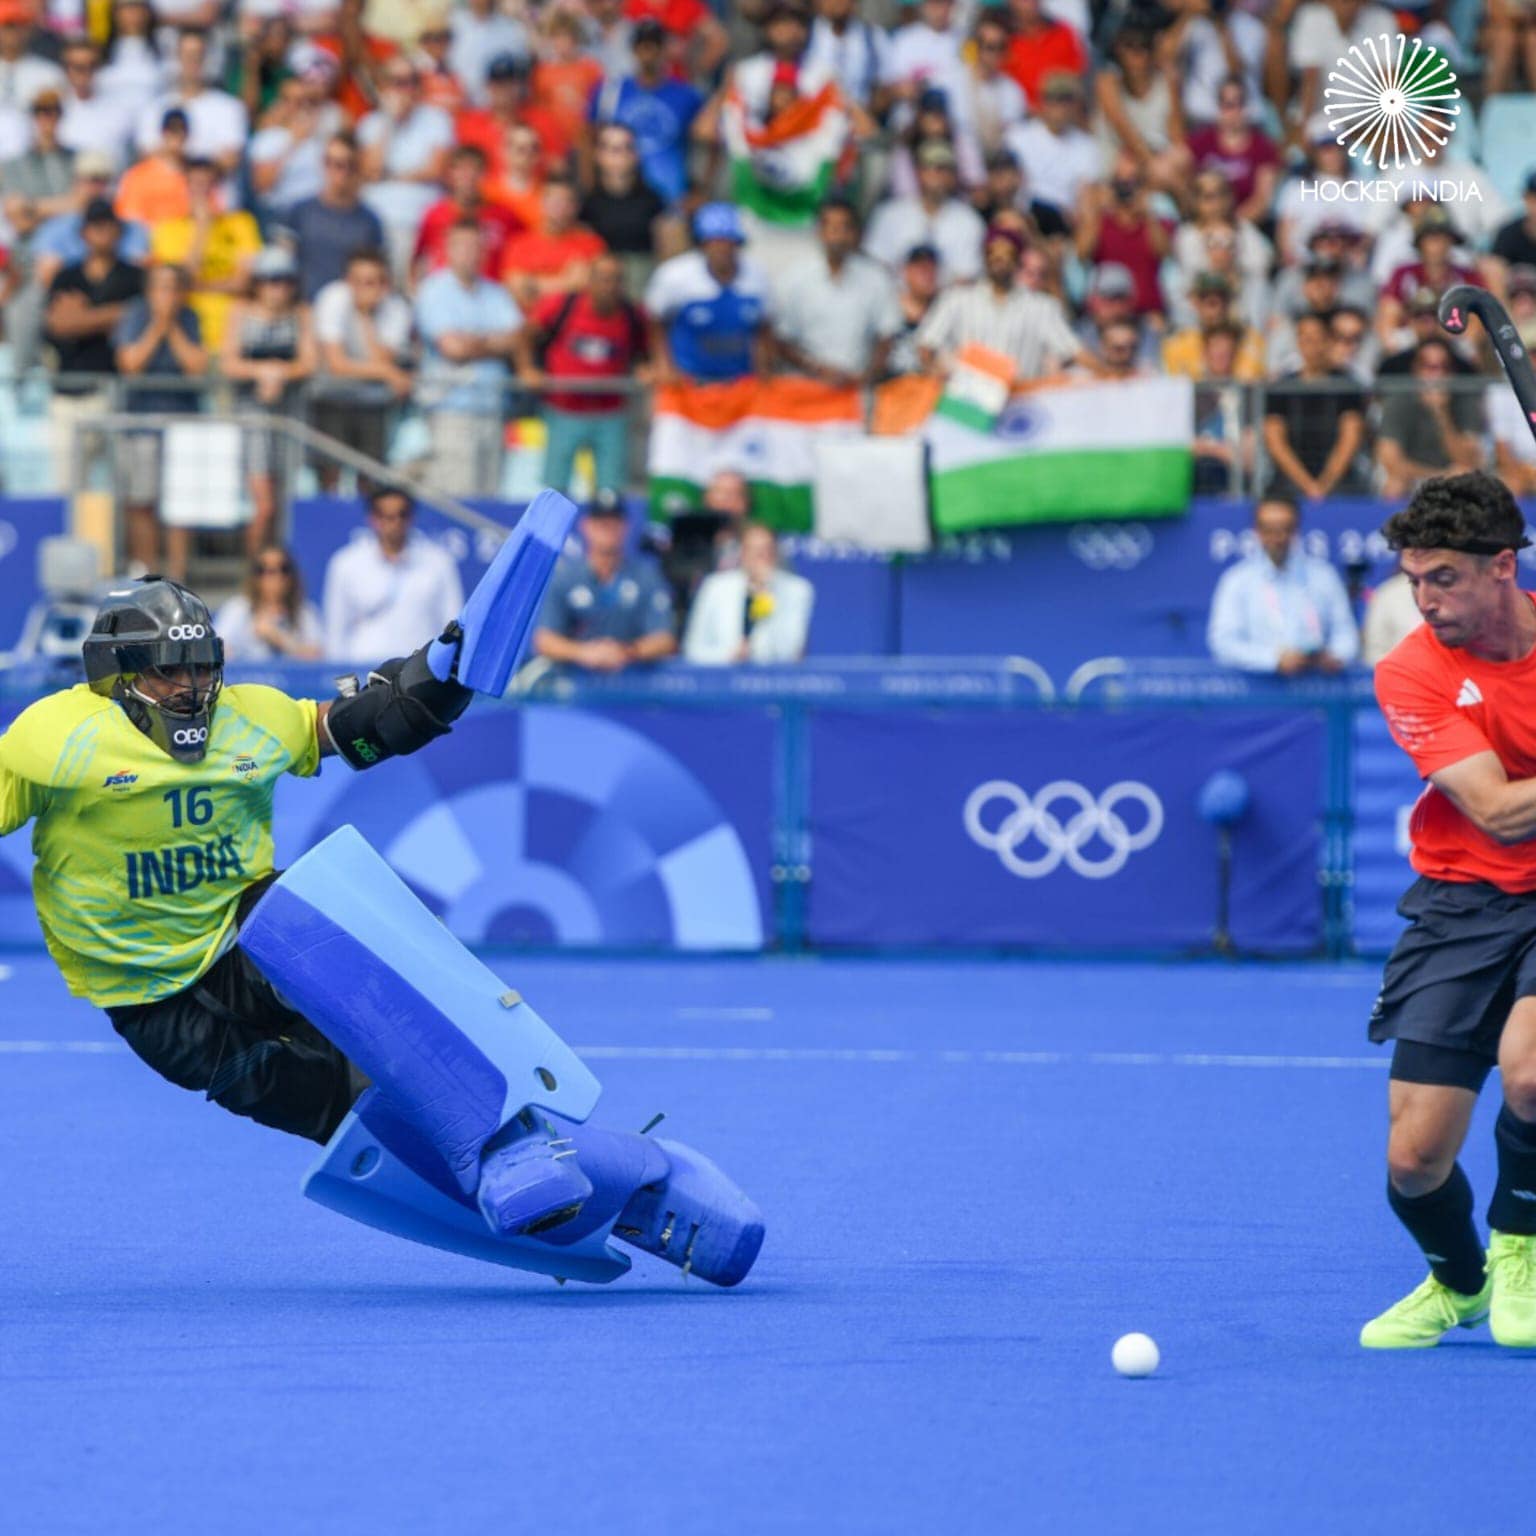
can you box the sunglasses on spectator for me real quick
[421,28,451,41]
[32,102,61,116]
[255,559,293,575]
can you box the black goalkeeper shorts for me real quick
[1369,875,1536,1075]
[105,874,367,1144]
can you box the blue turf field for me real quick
[0,954,1528,1535]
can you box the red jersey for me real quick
[413,196,525,276]
[1375,606,1536,892]
[1004,23,1087,111]
[625,0,709,35]
[532,290,647,413]
[500,225,607,285]
[456,105,567,179]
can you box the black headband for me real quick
[1441,536,1533,555]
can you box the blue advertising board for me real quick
[805,709,1328,951]
[0,498,69,651]
[274,703,776,950]
[1350,706,1421,955]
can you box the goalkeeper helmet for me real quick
[83,578,224,764]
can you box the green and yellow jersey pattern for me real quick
[0,684,320,1008]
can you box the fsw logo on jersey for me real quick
[103,770,138,790]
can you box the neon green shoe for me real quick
[1359,1272,1491,1349]
[1487,1232,1536,1347]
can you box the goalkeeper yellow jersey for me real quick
[0,683,320,1008]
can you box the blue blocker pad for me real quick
[241,824,766,1285]
[239,825,600,1197]
[427,488,577,694]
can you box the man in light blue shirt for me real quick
[414,219,522,497]
[1208,496,1360,673]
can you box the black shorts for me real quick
[1369,875,1536,1074]
[105,875,367,1144]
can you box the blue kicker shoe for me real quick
[476,1110,595,1237]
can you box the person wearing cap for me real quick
[886,241,940,375]
[1274,121,1381,264]
[624,0,729,87]
[455,52,564,182]
[29,149,149,301]
[1002,70,1103,230]
[1183,75,1279,227]
[1288,0,1395,121]
[115,107,192,227]
[148,154,262,350]
[1001,0,1085,112]
[133,29,248,178]
[1376,285,1479,379]
[1264,255,1347,376]
[415,217,522,497]
[499,171,607,310]
[57,40,133,169]
[533,490,678,674]
[882,0,974,154]
[1162,269,1264,381]
[645,200,774,384]
[916,219,1093,382]
[804,0,891,116]
[1377,338,1487,500]
[1208,493,1358,674]
[321,483,465,663]
[776,196,901,387]
[864,138,985,283]
[1377,207,1484,356]
[1,86,73,241]
[0,0,65,133]
[410,11,469,116]
[283,130,385,303]
[43,194,145,488]
[1262,311,1368,501]
[449,0,531,108]
[220,244,318,554]
[1268,221,1375,322]
[1076,260,1160,371]
[583,16,703,207]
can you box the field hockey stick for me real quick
[1439,284,1536,446]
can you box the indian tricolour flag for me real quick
[927,377,1195,533]
[722,58,853,228]
[648,378,863,530]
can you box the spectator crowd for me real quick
[1,0,1534,665]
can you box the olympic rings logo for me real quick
[167,624,207,640]
[172,726,208,746]
[962,780,1165,879]
[1067,523,1154,572]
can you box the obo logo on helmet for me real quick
[166,624,207,641]
[173,726,209,747]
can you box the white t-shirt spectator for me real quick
[775,249,903,377]
[134,84,248,163]
[322,532,465,664]
[1178,12,1268,124]
[95,39,166,122]
[864,194,985,283]
[0,55,66,114]
[59,91,134,167]
[312,277,414,393]
[357,103,454,229]
[1288,2,1396,72]
[450,9,530,105]
[1003,118,1104,216]
[249,111,343,213]
[804,14,891,110]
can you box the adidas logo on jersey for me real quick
[1456,679,1483,708]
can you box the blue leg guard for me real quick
[241,826,766,1286]
[426,488,577,694]
[239,825,601,1234]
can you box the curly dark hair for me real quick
[1380,471,1529,553]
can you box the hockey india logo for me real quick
[1324,32,1460,171]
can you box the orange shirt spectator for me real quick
[483,122,548,230]
[116,153,191,226]
[500,175,606,309]
[531,14,604,157]
[455,53,565,180]
[1004,0,1087,111]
